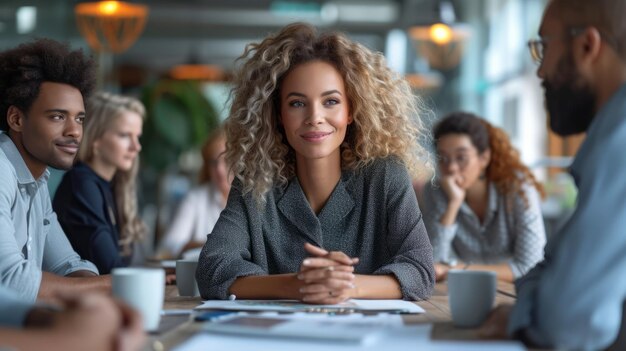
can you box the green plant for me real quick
[141,79,219,172]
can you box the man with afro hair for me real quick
[0,38,111,304]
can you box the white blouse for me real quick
[158,183,225,257]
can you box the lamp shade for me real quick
[169,64,225,81]
[75,1,148,53]
[409,23,471,70]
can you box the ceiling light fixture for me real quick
[169,64,225,81]
[75,1,148,53]
[408,0,470,70]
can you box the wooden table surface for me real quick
[146,280,519,350]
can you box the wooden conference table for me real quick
[145,280,521,351]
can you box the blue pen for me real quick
[194,311,238,322]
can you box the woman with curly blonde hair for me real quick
[53,92,146,274]
[422,112,546,283]
[197,22,435,303]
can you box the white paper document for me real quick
[195,299,425,313]
[173,324,526,351]
[200,314,394,344]
[270,312,405,327]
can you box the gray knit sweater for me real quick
[196,157,435,300]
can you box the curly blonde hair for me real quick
[226,22,431,202]
[434,112,545,209]
[79,92,147,255]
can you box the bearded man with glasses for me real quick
[479,0,626,350]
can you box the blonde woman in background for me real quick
[157,128,231,259]
[196,23,435,303]
[53,92,146,274]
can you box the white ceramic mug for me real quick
[112,267,165,331]
[176,259,200,297]
[447,270,497,328]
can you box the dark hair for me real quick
[434,112,490,153]
[434,111,545,207]
[552,0,626,60]
[0,38,96,131]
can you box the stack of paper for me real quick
[200,313,401,344]
[195,299,424,314]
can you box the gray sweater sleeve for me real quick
[372,161,435,300]
[195,182,266,299]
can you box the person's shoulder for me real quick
[416,178,446,209]
[507,172,541,195]
[0,149,18,190]
[499,178,542,213]
[348,157,413,194]
[225,177,268,207]
[66,163,98,178]
[62,164,105,193]
[422,178,442,196]
[358,156,408,177]
[0,149,16,180]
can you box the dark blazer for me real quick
[53,162,130,274]
[196,157,435,300]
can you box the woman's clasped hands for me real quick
[297,243,359,304]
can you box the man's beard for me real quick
[544,54,596,136]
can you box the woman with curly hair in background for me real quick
[196,22,435,303]
[422,112,546,282]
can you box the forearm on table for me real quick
[229,274,302,299]
[38,272,111,299]
[351,274,402,299]
[0,329,86,351]
[230,273,403,300]
[0,330,56,350]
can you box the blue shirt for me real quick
[0,132,98,302]
[508,84,626,349]
[53,162,130,274]
[0,285,33,327]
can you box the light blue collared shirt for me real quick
[0,285,34,327]
[0,132,98,302]
[508,84,626,350]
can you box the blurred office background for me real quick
[0,0,577,252]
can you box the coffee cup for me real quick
[112,267,165,331]
[447,270,497,328]
[176,259,200,297]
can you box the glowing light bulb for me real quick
[98,1,119,15]
[429,23,453,45]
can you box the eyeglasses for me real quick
[437,153,474,169]
[527,38,546,64]
[527,27,586,64]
